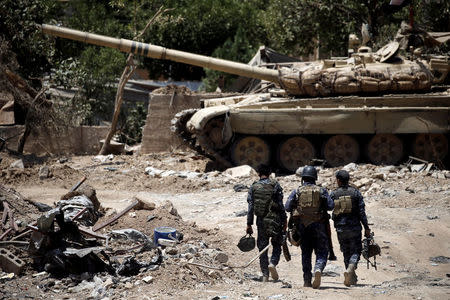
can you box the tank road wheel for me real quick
[203,118,228,149]
[367,134,403,165]
[277,137,315,172]
[413,133,448,162]
[231,136,270,168]
[323,135,359,167]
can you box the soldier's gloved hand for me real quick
[364,228,371,238]
[246,225,253,235]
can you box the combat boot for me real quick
[303,280,312,287]
[344,263,356,287]
[312,270,322,289]
[268,263,279,281]
[262,275,269,282]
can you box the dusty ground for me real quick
[0,150,449,299]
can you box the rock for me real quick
[162,200,179,217]
[103,277,114,289]
[134,197,156,211]
[59,157,68,163]
[142,276,153,283]
[354,178,372,188]
[181,244,199,254]
[124,282,133,289]
[378,166,397,173]
[343,163,358,171]
[214,252,229,264]
[436,173,446,180]
[10,159,24,169]
[233,184,249,192]
[234,210,247,217]
[166,248,178,255]
[427,215,439,220]
[429,256,450,264]
[208,270,220,279]
[372,173,387,181]
[128,212,137,218]
[39,166,50,179]
[224,165,257,179]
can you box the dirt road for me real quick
[2,152,450,299]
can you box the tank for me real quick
[41,24,450,171]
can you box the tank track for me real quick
[171,109,233,168]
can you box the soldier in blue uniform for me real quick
[285,166,334,289]
[246,164,287,282]
[330,169,371,287]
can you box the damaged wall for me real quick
[141,93,230,153]
[0,125,109,155]
[141,93,201,153]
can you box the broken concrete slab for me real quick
[38,166,50,179]
[224,165,257,179]
[9,159,24,169]
[134,197,156,211]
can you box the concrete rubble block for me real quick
[0,248,25,275]
[142,275,154,283]
[162,200,179,217]
[343,163,358,171]
[9,159,24,169]
[354,178,372,188]
[38,165,50,179]
[372,173,387,181]
[224,165,258,179]
[134,197,156,211]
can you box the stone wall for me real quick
[140,94,202,153]
[0,125,109,155]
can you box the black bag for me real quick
[237,234,256,252]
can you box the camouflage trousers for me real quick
[256,219,282,277]
[337,229,362,269]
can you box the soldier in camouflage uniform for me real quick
[330,170,371,287]
[285,166,333,289]
[246,164,286,282]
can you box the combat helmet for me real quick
[301,166,317,181]
[237,234,256,252]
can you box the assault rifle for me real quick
[282,232,291,262]
[362,232,381,270]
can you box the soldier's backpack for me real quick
[252,180,276,217]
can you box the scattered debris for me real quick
[429,256,450,264]
[233,184,249,192]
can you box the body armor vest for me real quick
[253,180,276,217]
[293,185,323,226]
[332,186,359,218]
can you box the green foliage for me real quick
[0,0,57,81]
[118,102,147,144]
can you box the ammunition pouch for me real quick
[333,195,353,216]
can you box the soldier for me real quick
[285,166,333,289]
[330,170,371,287]
[246,164,287,282]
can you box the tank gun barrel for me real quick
[41,24,280,83]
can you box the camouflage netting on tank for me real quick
[279,61,433,97]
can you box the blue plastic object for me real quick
[154,226,177,246]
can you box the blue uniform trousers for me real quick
[256,219,282,276]
[337,229,362,269]
[299,222,329,282]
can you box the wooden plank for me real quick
[92,199,139,232]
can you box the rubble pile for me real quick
[0,181,239,299]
